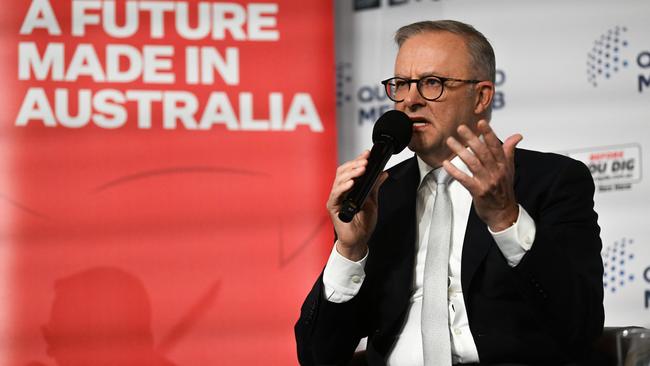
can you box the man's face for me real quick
[394,31,480,163]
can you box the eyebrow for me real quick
[394,71,444,79]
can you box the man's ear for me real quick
[473,81,494,115]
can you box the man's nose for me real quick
[401,82,425,111]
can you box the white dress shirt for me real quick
[323,154,536,365]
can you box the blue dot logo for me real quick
[602,238,635,294]
[336,62,353,107]
[587,26,630,87]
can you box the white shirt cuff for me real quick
[488,204,536,267]
[322,241,368,303]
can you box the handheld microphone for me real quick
[338,110,412,223]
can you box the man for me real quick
[295,20,604,366]
[41,267,176,366]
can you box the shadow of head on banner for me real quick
[28,267,182,366]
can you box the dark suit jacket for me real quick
[295,148,604,366]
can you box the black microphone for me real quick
[338,110,412,223]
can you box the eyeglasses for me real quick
[381,75,482,102]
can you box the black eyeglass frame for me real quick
[381,75,483,102]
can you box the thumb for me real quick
[503,134,523,161]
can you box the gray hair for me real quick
[395,20,496,83]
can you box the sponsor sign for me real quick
[564,144,642,192]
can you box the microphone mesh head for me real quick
[372,110,413,154]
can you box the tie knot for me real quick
[433,168,452,186]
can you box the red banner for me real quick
[0,1,335,364]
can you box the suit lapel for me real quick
[461,149,522,292]
[375,157,420,334]
[460,205,492,292]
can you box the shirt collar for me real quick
[416,152,472,190]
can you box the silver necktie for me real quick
[421,169,452,366]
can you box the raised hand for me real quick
[327,150,388,261]
[443,120,522,232]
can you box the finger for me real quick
[477,120,506,162]
[329,150,372,209]
[327,179,355,209]
[446,136,485,176]
[336,150,370,173]
[442,160,476,192]
[329,182,354,202]
[331,165,366,196]
[503,134,523,162]
[457,124,497,170]
[334,163,367,187]
[336,154,368,175]
[330,162,382,207]
[355,149,371,161]
[333,149,373,186]
[334,158,368,185]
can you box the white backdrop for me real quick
[335,0,650,327]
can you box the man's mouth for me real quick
[410,117,429,129]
